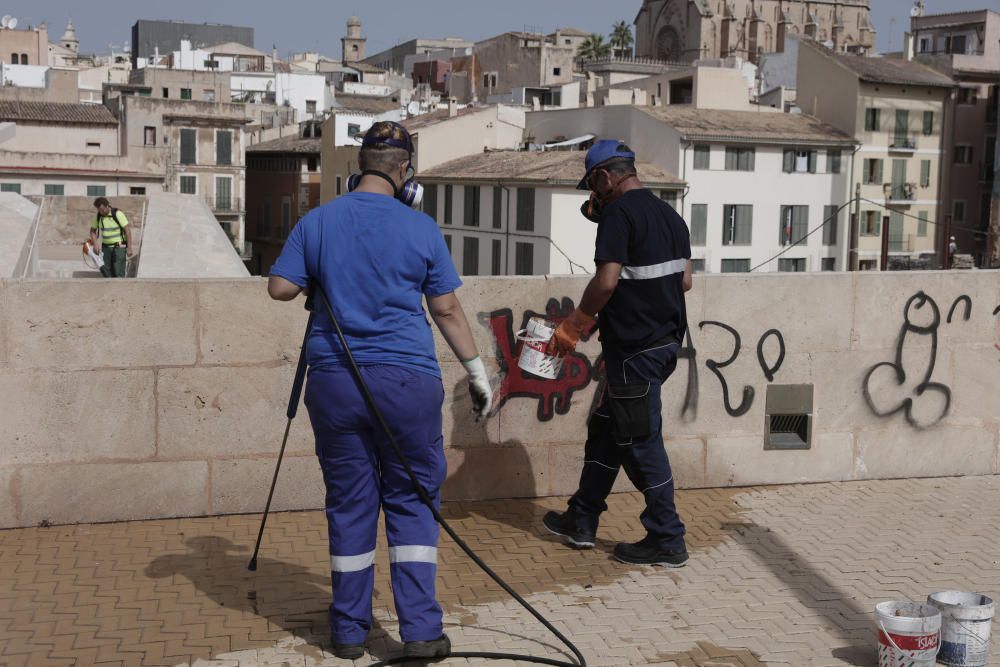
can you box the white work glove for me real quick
[461,356,493,422]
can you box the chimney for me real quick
[448,97,457,117]
[903,32,914,60]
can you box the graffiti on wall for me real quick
[479,298,786,423]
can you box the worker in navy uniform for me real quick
[543,140,692,568]
[267,121,492,660]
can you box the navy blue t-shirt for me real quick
[270,192,461,379]
[594,188,691,352]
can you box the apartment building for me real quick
[912,9,1000,265]
[798,40,954,270]
[526,105,856,272]
[245,128,322,274]
[419,150,684,275]
[469,32,576,103]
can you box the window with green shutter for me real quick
[423,185,438,221]
[827,150,842,174]
[463,237,479,275]
[180,128,197,165]
[920,160,931,188]
[491,239,502,274]
[722,204,752,245]
[693,145,710,169]
[444,185,453,224]
[823,205,839,246]
[44,184,64,196]
[725,147,755,171]
[0,183,20,193]
[216,130,232,166]
[918,211,928,237]
[516,188,535,231]
[492,187,502,228]
[779,205,808,246]
[87,185,106,197]
[721,258,750,273]
[865,108,880,131]
[689,204,707,246]
[922,111,934,135]
[514,242,534,274]
[463,186,480,227]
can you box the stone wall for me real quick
[1,271,998,528]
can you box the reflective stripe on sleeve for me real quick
[330,550,376,572]
[619,258,687,280]
[388,545,438,565]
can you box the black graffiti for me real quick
[699,321,755,417]
[678,328,699,423]
[994,304,1000,317]
[757,330,786,382]
[947,295,972,323]
[862,291,951,430]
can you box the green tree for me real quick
[610,21,634,59]
[577,33,612,62]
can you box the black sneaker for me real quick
[403,633,451,658]
[543,511,596,549]
[613,536,688,567]
[332,641,365,660]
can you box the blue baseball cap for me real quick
[577,139,636,190]
[362,121,414,155]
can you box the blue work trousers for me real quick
[567,339,687,551]
[304,364,446,645]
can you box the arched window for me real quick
[10,54,18,64]
[656,25,682,61]
[20,53,27,64]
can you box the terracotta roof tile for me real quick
[640,106,856,145]
[0,100,117,125]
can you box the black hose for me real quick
[312,287,586,667]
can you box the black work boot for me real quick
[543,510,596,549]
[613,535,688,567]
[403,633,451,658]
[332,641,365,660]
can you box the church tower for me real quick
[341,16,366,64]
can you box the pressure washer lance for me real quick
[248,288,587,667]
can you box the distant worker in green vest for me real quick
[89,197,133,278]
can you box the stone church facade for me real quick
[635,0,875,63]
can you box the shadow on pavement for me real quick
[145,535,404,663]
[722,522,873,667]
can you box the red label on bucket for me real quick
[878,629,939,652]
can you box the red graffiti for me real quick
[480,298,599,421]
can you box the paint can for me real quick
[516,317,564,380]
[927,591,995,667]
[874,601,941,667]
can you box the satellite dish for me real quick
[1,16,11,29]
[406,101,420,116]
[8,17,17,29]
[910,5,920,17]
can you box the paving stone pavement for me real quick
[2,476,1000,666]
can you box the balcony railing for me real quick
[884,182,917,203]
[205,196,243,213]
[888,134,917,151]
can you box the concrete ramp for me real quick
[0,193,38,277]
[138,192,249,278]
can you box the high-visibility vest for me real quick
[92,208,129,246]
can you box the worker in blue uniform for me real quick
[267,121,492,661]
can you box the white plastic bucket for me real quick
[875,601,941,667]
[927,591,995,667]
[516,317,564,380]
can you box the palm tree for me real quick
[577,34,612,62]
[610,21,634,59]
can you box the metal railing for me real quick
[884,182,917,202]
[205,196,243,213]
[889,134,916,150]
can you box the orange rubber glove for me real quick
[547,308,596,356]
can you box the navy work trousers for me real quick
[305,364,446,645]
[566,339,687,551]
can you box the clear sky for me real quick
[8,0,997,59]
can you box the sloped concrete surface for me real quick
[0,193,37,277]
[138,192,248,278]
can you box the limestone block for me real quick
[443,443,549,500]
[855,425,995,480]
[1,369,155,465]
[493,370,598,448]
[811,347,955,434]
[666,438,707,489]
[19,461,208,526]
[157,366,313,460]
[702,273,854,354]
[440,360,501,449]
[198,280,309,365]
[0,285,8,366]
[0,467,17,528]
[211,456,324,515]
[853,272,998,351]
[705,432,853,487]
[950,347,1000,422]
[7,280,197,370]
